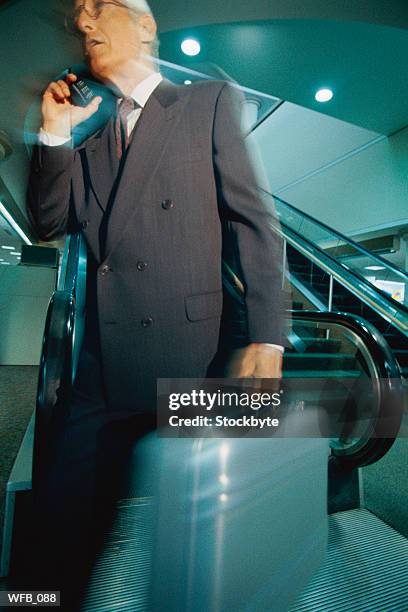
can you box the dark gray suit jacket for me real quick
[27,78,284,412]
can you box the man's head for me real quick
[68,1,159,83]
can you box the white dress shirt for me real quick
[39,71,284,354]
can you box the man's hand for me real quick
[41,73,102,139]
[225,343,283,379]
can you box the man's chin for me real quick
[87,58,110,84]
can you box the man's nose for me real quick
[76,8,97,34]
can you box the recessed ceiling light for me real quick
[315,88,334,103]
[0,261,10,265]
[181,39,201,57]
[10,252,20,256]
[365,265,385,271]
[184,79,192,85]
[1,245,14,250]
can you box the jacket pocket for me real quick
[185,290,223,322]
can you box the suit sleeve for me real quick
[213,82,285,346]
[26,143,75,241]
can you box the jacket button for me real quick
[81,219,89,230]
[100,264,111,276]
[141,317,153,328]
[161,199,174,210]
[137,261,148,271]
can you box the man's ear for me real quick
[139,14,157,44]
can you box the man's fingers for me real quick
[225,358,255,378]
[44,76,77,102]
[57,79,71,98]
[86,96,103,112]
[253,352,282,377]
[47,81,68,101]
[225,345,283,380]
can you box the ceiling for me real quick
[4,0,408,30]
[159,19,408,135]
[0,0,407,138]
[0,0,407,223]
[150,0,408,32]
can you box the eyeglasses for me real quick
[65,1,131,36]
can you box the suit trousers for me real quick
[32,324,155,609]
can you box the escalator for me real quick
[3,230,407,610]
[267,192,408,380]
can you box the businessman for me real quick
[27,0,285,604]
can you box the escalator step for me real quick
[289,508,408,611]
[284,353,358,371]
[283,370,361,378]
[288,338,342,353]
[292,327,327,339]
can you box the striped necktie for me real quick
[115,97,136,159]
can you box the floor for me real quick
[363,413,408,538]
[290,508,408,611]
[0,366,38,558]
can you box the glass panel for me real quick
[273,196,408,310]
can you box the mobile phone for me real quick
[60,65,116,145]
[68,67,95,107]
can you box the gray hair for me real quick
[124,0,153,13]
[123,0,160,59]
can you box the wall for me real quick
[0,0,80,212]
[251,102,408,238]
[0,265,56,365]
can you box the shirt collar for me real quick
[127,72,163,108]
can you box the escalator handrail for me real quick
[290,309,401,380]
[280,223,408,333]
[59,233,82,293]
[34,233,83,485]
[270,192,408,282]
[290,309,403,467]
[36,233,82,417]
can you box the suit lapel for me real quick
[83,116,119,212]
[104,79,187,258]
